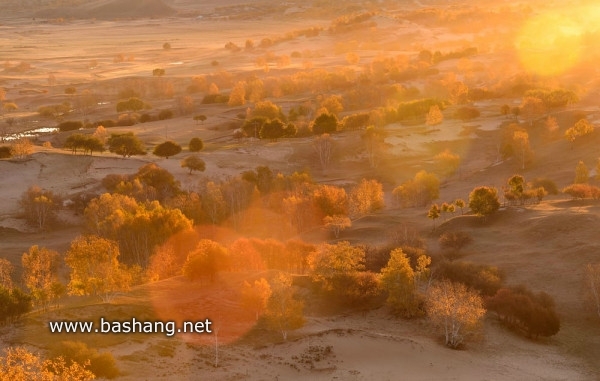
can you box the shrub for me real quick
[158,109,173,120]
[201,94,229,104]
[531,177,558,195]
[50,341,119,379]
[188,137,204,152]
[453,106,480,121]
[437,261,503,296]
[139,113,153,123]
[0,146,11,158]
[485,286,560,338]
[57,120,83,132]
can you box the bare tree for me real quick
[586,263,600,319]
[312,133,334,170]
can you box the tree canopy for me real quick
[468,186,500,218]
[107,133,146,158]
[153,140,182,159]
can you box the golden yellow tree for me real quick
[228,81,246,107]
[65,235,132,303]
[0,347,94,381]
[264,273,305,340]
[426,105,443,126]
[241,278,272,320]
[585,263,600,320]
[349,178,384,218]
[0,258,14,289]
[426,280,485,348]
[22,245,62,311]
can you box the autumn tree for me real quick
[427,204,440,230]
[393,171,440,207]
[437,261,503,297]
[319,94,344,117]
[153,140,182,159]
[438,231,473,258]
[182,239,228,283]
[380,248,426,317]
[323,215,352,238]
[116,97,146,113]
[426,280,485,348]
[188,137,204,152]
[313,185,348,218]
[512,130,531,170]
[574,160,589,184]
[486,286,560,338]
[520,96,545,126]
[259,118,286,141]
[107,133,146,158]
[193,115,207,125]
[309,241,365,294]
[22,245,62,311]
[348,179,384,218]
[84,193,192,267]
[426,105,443,126]
[199,181,228,225]
[311,112,338,135]
[20,186,60,230]
[313,133,334,170]
[10,137,33,159]
[0,347,95,381]
[241,278,272,320]
[180,155,205,174]
[565,119,594,147]
[228,81,247,107]
[0,287,31,324]
[0,258,13,289]
[64,134,104,155]
[434,149,460,177]
[585,263,600,320]
[263,273,305,340]
[454,198,465,214]
[249,100,285,121]
[362,126,387,168]
[65,235,132,303]
[468,186,500,218]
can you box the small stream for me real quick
[1,127,59,142]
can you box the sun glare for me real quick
[516,11,583,76]
[516,3,600,76]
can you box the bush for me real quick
[50,341,119,379]
[563,183,600,200]
[94,119,116,128]
[201,94,229,104]
[139,113,153,123]
[437,261,504,296]
[453,106,480,121]
[531,177,558,195]
[438,231,473,257]
[485,286,560,338]
[188,137,204,152]
[158,109,173,120]
[0,146,12,158]
[57,120,83,132]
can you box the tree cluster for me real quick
[485,286,560,338]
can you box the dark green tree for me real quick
[311,113,338,135]
[468,186,500,218]
[181,155,206,174]
[153,140,182,159]
[188,137,204,152]
[107,133,146,158]
[259,119,286,141]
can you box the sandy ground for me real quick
[2,0,600,380]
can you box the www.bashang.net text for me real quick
[48,318,212,337]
